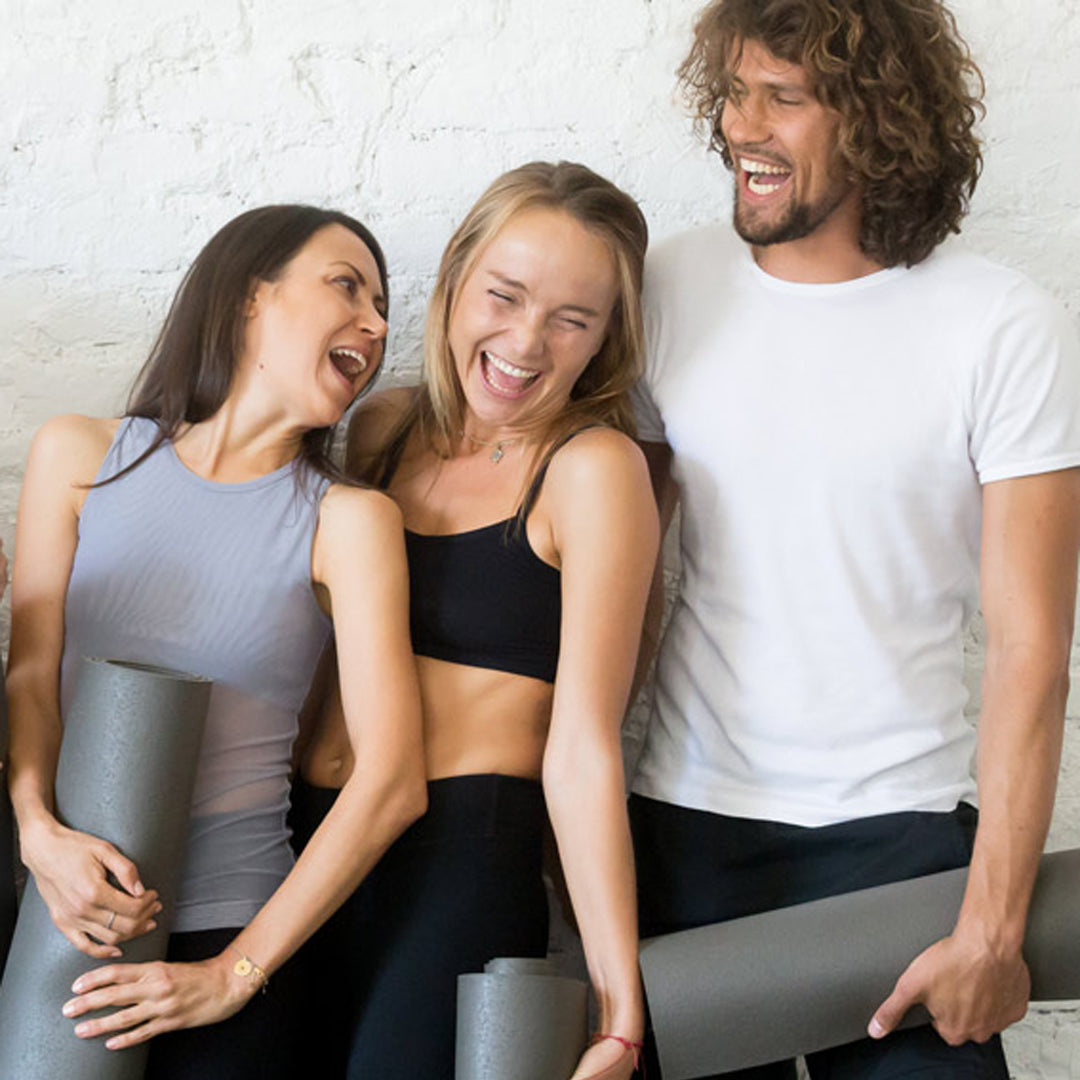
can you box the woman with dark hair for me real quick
[5,205,426,1078]
[298,162,658,1080]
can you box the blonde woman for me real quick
[297,162,657,1080]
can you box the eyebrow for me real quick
[730,76,810,95]
[486,270,602,319]
[333,260,387,312]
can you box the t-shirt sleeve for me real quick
[969,280,1080,484]
[632,251,669,444]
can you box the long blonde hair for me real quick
[370,162,647,486]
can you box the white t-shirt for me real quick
[632,226,1080,827]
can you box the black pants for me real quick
[630,796,1010,1080]
[144,927,306,1080]
[290,773,549,1080]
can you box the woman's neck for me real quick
[171,398,305,483]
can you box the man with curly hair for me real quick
[630,0,1080,1076]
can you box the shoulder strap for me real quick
[514,424,604,527]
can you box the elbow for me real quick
[396,772,429,831]
[383,757,428,834]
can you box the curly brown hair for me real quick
[679,0,985,267]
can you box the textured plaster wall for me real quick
[1,0,1078,1073]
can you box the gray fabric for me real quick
[639,848,1080,1080]
[63,417,331,932]
[0,658,211,1080]
[456,957,587,1080]
[0,665,15,973]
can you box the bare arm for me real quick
[871,467,1080,1044]
[8,416,159,959]
[67,486,427,1047]
[541,430,659,1078]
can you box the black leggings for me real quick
[144,927,307,1080]
[291,773,549,1080]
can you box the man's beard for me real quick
[732,176,853,247]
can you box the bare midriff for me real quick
[299,655,553,789]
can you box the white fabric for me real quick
[632,227,1080,826]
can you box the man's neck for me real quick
[749,195,885,284]
[752,239,885,283]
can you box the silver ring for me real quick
[105,910,117,931]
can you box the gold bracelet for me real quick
[228,944,269,994]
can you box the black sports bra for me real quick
[382,424,597,684]
[405,518,561,682]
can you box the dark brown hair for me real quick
[679,0,985,266]
[107,204,387,485]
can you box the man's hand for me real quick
[869,926,1029,1045]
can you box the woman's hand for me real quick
[569,1035,640,1079]
[21,816,160,958]
[62,952,256,1050]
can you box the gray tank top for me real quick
[62,417,332,932]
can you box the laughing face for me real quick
[448,206,619,439]
[720,39,859,253]
[241,223,387,429]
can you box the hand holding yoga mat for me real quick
[0,658,211,1080]
[0,664,17,974]
[639,848,1080,1080]
[456,957,588,1080]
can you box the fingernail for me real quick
[62,1001,76,1016]
[868,1018,885,1039]
[71,979,84,993]
[153,902,163,915]
[133,882,144,896]
[147,921,157,931]
[110,948,122,958]
[106,1038,121,1051]
[75,1023,89,1037]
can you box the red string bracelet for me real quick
[591,1032,645,1075]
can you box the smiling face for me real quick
[447,206,619,438]
[241,223,388,429]
[721,39,861,259]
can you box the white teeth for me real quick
[484,351,537,380]
[747,174,787,195]
[739,157,789,175]
[330,347,368,376]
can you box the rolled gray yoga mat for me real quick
[0,664,16,974]
[0,658,211,1080]
[640,847,1080,1079]
[456,957,588,1080]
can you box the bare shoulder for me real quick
[28,414,121,487]
[345,386,417,470]
[319,483,404,540]
[313,484,405,591]
[545,427,650,495]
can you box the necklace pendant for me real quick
[490,443,505,464]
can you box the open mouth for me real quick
[480,350,540,397]
[329,347,369,383]
[739,156,791,196]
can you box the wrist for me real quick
[223,943,270,1000]
[594,995,645,1044]
[953,908,1027,959]
[16,806,62,863]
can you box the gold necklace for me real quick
[461,431,523,464]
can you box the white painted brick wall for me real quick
[1,1,1077,1072]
